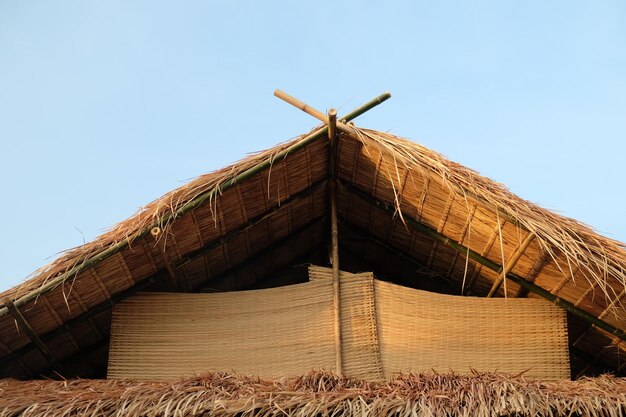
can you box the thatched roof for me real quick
[2,371,625,417]
[0,107,625,380]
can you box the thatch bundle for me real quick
[1,371,625,417]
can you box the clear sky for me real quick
[1,1,625,292]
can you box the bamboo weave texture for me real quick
[108,266,569,380]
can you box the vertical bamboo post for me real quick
[328,108,343,377]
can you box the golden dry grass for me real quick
[1,370,625,417]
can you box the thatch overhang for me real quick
[0,93,625,388]
[2,371,626,417]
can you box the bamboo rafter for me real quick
[487,231,537,297]
[328,108,343,377]
[2,298,60,372]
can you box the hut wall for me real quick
[108,266,570,380]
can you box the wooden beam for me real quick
[487,231,536,297]
[327,108,343,377]
[39,338,110,379]
[2,297,60,371]
[340,178,626,343]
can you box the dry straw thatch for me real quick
[353,129,626,296]
[1,370,625,417]
[1,134,305,302]
[3,125,625,304]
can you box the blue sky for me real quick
[1,1,625,291]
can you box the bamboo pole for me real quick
[487,232,536,297]
[327,108,343,377]
[339,178,626,342]
[338,92,391,122]
[2,297,60,371]
[274,89,355,135]
[0,92,390,319]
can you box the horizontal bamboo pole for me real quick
[0,93,391,319]
[339,179,626,343]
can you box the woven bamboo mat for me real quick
[109,266,569,381]
[308,267,383,380]
[108,280,336,380]
[374,279,570,379]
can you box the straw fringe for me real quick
[1,133,310,301]
[2,127,625,306]
[1,371,625,417]
[354,128,626,300]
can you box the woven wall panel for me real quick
[375,280,570,379]
[108,280,336,380]
[308,267,383,380]
[109,267,569,381]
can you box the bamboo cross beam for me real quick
[274,89,391,136]
[2,297,60,372]
[274,90,354,135]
